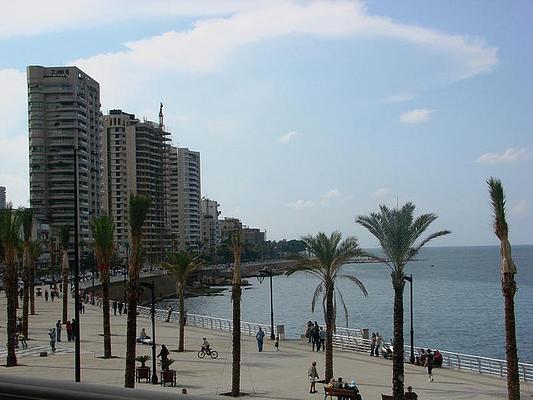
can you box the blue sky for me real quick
[0,0,531,246]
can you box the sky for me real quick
[0,0,531,247]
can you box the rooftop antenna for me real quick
[159,102,164,128]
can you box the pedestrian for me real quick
[19,333,28,349]
[157,344,170,367]
[370,332,376,356]
[319,327,326,351]
[183,308,187,325]
[375,332,382,357]
[71,319,77,340]
[81,302,85,314]
[312,321,320,351]
[425,348,435,382]
[306,321,313,343]
[66,320,73,341]
[50,290,55,302]
[49,328,56,351]
[118,302,123,315]
[404,386,419,399]
[308,361,319,393]
[256,326,265,352]
[113,300,117,316]
[274,334,280,352]
[56,320,62,342]
[165,305,173,322]
[45,289,49,301]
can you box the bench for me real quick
[381,395,393,400]
[324,386,361,400]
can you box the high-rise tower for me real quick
[27,66,102,241]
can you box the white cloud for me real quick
[400,108,434,124]
[323,189,341,199]
[280,130,301,143]
[373,187,390,198]
[476,148,530,164]
[287,199,314,209]
[67,1,496,81]
[511,200,529,217]
[384,93,416,103]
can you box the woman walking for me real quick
[308,361,320,393]
[425,349,435,382]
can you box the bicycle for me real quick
[197,347,218,359]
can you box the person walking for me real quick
[71,319,77,340]
[319,327,326,352]
[50,290,55,302]
[56,320,62,342]
[404,386,419,399]
[425,348,435,382]
[306,321,313,343]
[118,302,123,315]
[374,332,382,357]
[157,344,170,366]
[256,326,265,352]
[370,332,376,356]
[44,289,49,302]
[165,305,173,322]
[312,323,320,351]
[66,320,73,341]
[274,335,280,352]
[19,333,28,349]
[112,300,117,316]
[308,361,319,393]
[49,328,56,352]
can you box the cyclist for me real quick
[202,337,211,354]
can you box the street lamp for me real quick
[404,274,415,364]
[73,146,81,382]
[258,269,275,340]
[139,280,158,384]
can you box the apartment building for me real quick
[0,186,5,209]
[102,109,170,261]
[27,66,102,242]
[177,148,201,251]
[200,198,221,255]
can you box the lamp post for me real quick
[258,269,275,340]
[73,146,81,382]
[140,280,158,384]
[404,274,415,364]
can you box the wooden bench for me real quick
[324,386,361,400]
[381,395,393,400]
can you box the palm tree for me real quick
[20,208,33,338]
[231,230,243,397]
[90,215,116,358]
[356,203,450,400]
[487,178,520,400]
[287,232,367,382]
[29,239,42,315]
[0,205,23,366]
[161,252,202,351]
[59,225,70,324]
[124,194,151,388]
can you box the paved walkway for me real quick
[1,288,532,399]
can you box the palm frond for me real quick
[311,283,323,313]
[487,177,507,239]
[340,275,369,297]
[128,193,151,237]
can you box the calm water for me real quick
[159,246,533,363]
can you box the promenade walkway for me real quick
[1,289,532,399]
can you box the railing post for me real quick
[457,355,461,370]
[478,358,482,374]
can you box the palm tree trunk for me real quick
[102,270,112,358]
[5,259,18,366]
[178,285,185,352]
[30,261,36,315]
[325,284,334,382]
[125,239,140,388]
[22,246,31,338]
[62,251,69,324]
[502,272,520,400]
[231,248,242,397]
[392,275,405,400]
[231,284,241,396]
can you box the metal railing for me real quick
[329,328,533,382]
[137,306,273,338]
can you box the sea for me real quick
[158,245,533,363]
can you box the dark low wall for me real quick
[93,274,177,305]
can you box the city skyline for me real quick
[0,1,531,246]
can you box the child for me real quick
[274,335,280,351]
